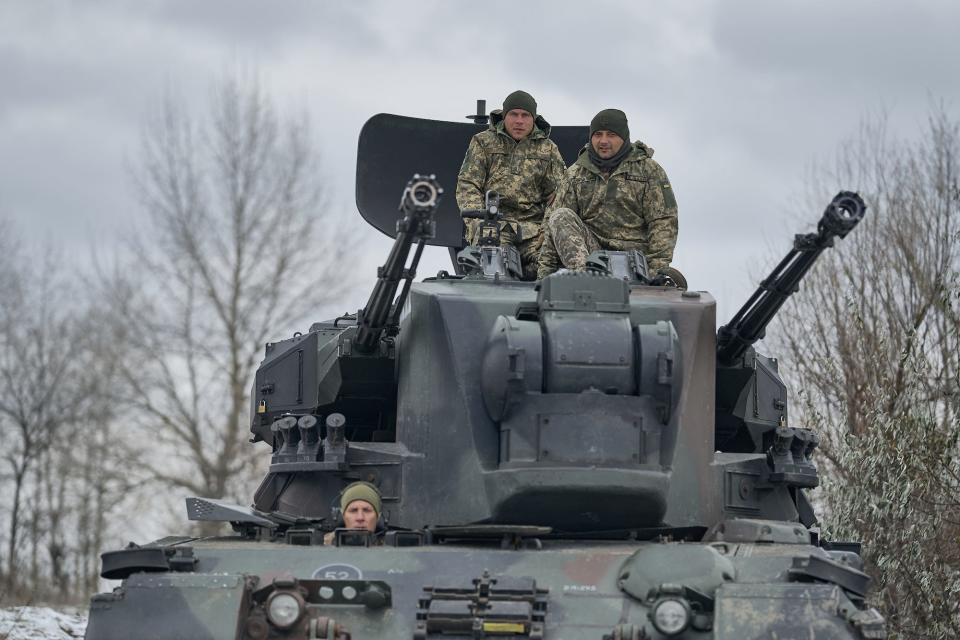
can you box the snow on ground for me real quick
[0,607,87,640]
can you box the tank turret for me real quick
[85,109,886,640]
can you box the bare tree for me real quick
[770,107,960,637]
[0,223,126,604]
[100,74,354,514]
[0,244,90,600]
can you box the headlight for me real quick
[267,591,304,629]
[651,598,690,635]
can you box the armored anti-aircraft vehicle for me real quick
[86,104,886,639]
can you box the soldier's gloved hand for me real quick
[650,266,688,290]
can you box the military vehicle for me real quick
[86,104,886,639]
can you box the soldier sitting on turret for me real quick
[323,481,383,545]
[456,90,566,280]
[537,108,679,279]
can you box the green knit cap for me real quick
[502,90,537,117]
[340,481,381,515]
[590,108,630,142]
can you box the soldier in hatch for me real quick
[323,481,382,545]
[456,90,566,280]
[537,108,678,279]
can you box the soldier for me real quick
[323,481,382,544]
[456,90,566,280]
[537,109,678,279]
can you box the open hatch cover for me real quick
[356,113,589,248]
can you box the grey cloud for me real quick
[1,0,957,320]
[111,0,386,52]
[1,114,134,253]
[713,1,960,93]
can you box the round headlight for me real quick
[267,591,303,629]
[651,598,690,635]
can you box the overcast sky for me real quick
[2,0,958,322]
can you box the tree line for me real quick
[774,107,960,638]
[0,75,354,604]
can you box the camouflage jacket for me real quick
[550,142,678,271]
[456,110,566,241]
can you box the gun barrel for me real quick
[354,175,441,353]
[717,191,865,365]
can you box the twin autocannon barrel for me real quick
[716,191,866,365]
[354,174,442,353]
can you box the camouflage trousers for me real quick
[536,208,601,279]
[470,221,542,281]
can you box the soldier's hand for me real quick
[650,266,688,290]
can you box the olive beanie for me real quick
[590,108,630,142]
[502,90,537,117]
[340,481,382,515]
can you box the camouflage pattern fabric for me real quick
[538,208,602,275]
[456,110,566,278]
[537,142,678,279]
[500,225,543,280]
